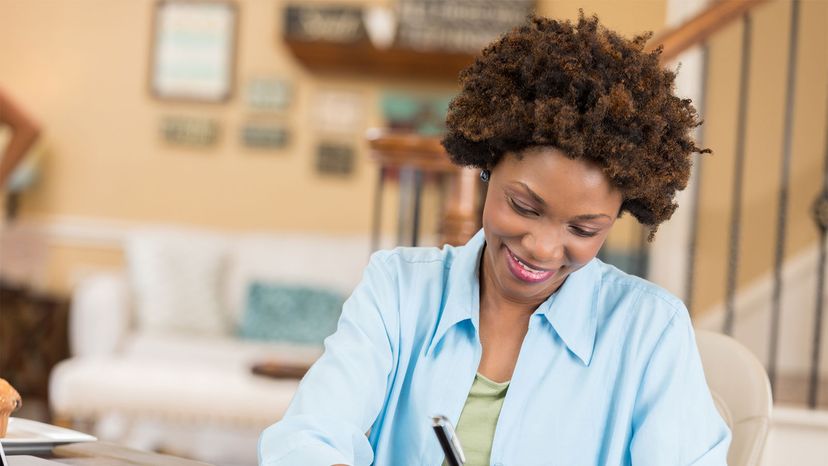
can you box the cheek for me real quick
[567,235,609,266]
[482,199,524,236]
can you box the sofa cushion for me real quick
[238,283,343,345]
[127,229,231,337]
[49,357,303,428]
[225,233,369,325]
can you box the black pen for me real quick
[431,415,466,466]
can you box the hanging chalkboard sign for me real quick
[284,5,367,44]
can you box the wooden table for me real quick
[251,360,311,379]
[28,442,211,466]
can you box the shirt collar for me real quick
[425,229,602,366]
[425,229,485,357]
[535,258,601,366]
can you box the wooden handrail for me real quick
[648,0,768,63]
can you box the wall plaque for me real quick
[397,0,534,53]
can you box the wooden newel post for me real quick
[442,167,480,246]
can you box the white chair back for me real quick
[696,329,773,466]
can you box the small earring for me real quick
[480,169,491,182]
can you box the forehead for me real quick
[496,147,620,206]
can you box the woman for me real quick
[260,14,730,466]
[0,88,41,219]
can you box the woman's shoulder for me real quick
[368,242,467,269]
[594,259,685,309]
[365,243,476,306]
[592,259,689,330]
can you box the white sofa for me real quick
[49,227,371,466]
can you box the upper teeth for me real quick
[514,253,543,273]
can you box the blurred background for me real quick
[0,0,826,465]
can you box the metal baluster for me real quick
[724,14,753,336]
[398,167,414,246]
[371,166,386,252]
[685,44,711,314]
[808,77,828,409]
[437,173,448,240]
[637,225,648,279]
[411,170,424,246]
[769,0,801,395]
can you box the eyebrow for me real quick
[515,182,547,206]
[513,182,613,221]
[571,213,613,221]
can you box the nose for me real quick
[521,228,566,266]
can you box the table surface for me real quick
[33,441,211,466]
[251,360,311,379]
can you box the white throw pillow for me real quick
[127,229,231,336]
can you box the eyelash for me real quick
[569,226,598,238]
[508,197,538,216]
[508,197,598,238]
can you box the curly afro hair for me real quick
[442,13,708,237]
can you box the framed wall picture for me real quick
[149,0,239,102]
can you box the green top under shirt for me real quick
[447,372,510,466]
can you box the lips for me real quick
[504,246,555,283]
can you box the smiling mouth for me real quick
[505,246,556,283]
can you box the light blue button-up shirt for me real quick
[259,230,731,465]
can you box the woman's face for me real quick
[481,146,624,308]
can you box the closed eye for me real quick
[508,197,538,217]
[569,225,598,238]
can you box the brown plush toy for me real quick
[0,378,22,437]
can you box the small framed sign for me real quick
[245,78,292,111]
[312,89,365,135]
[160,116,219,146]
[149,0,239,102]
[241,122,290,149]
[316,142,354,176]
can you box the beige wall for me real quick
[0,0,667,294]
[692,0,828,313]
[0,0,666,232]
[1,0,393,233]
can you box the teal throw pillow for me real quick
[239,282,344,345]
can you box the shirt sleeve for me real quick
[629,307,732,466]
[258,252,399,466]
